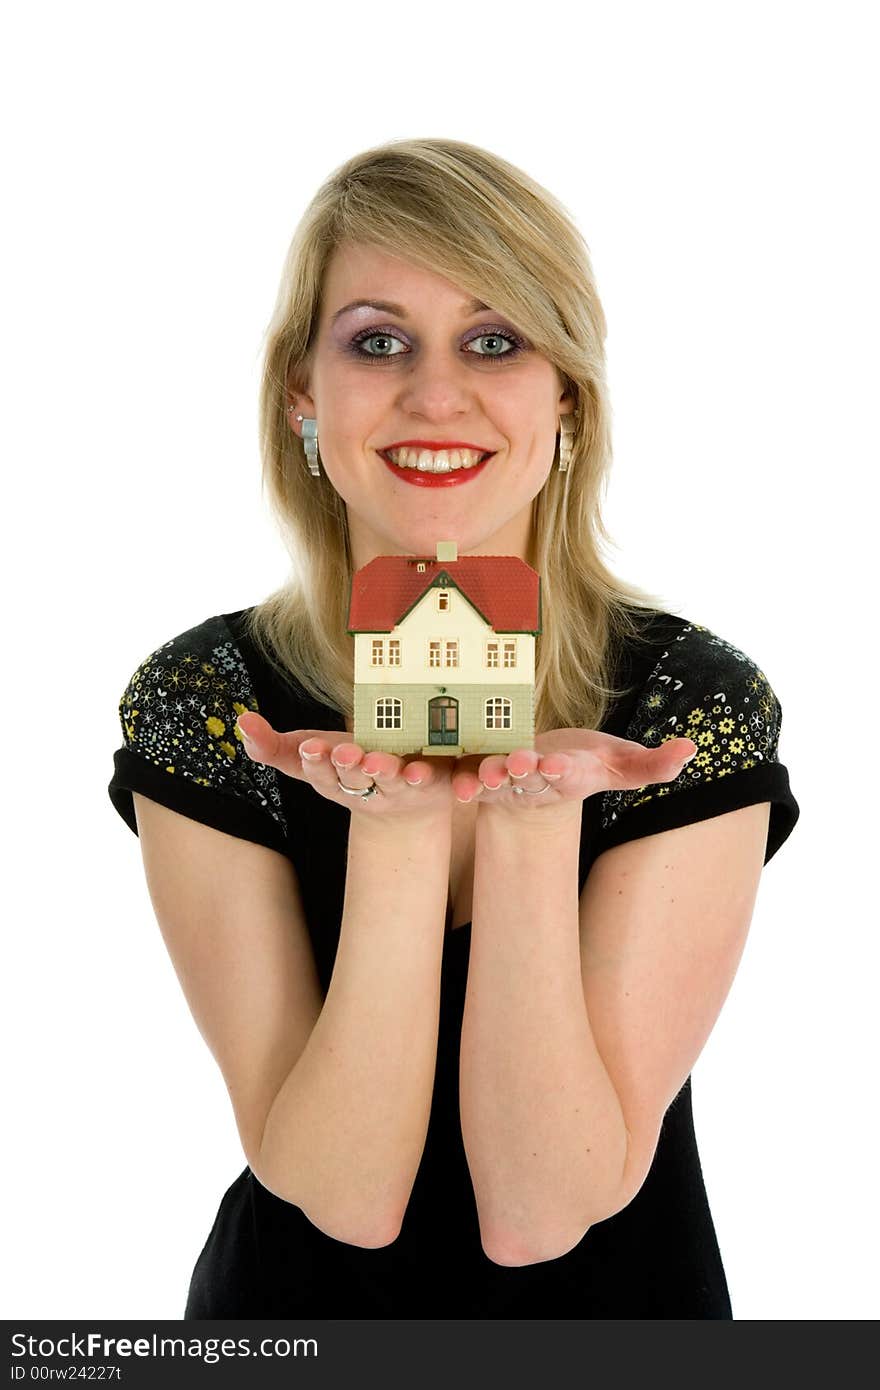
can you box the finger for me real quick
[236,715,350,786]
[657,738,698,774]
[506,750,541,781]
[479,755,512,791]
[331,744,445,793]
[454,779,485,803]
[329,741,367,771]
[645,745,692,778]
[291,739,375,798]
[237,712,318,757]
[401,759,440,787]
[297,738,332,759]
[361,751,404,781]
[624,739,697,790]
[329,742,377,791]
[236,711,269,752]
[237,712,309,774]
[537,753,571,780]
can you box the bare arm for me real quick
[456,729,765,1268]
[460,803,626,1265]
[256,807,453,1247]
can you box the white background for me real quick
[3,0,875,1321]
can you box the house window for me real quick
[486,696,512,730]
[370,638,400,666]
[438,590,449,610]
[487,640,515,667]
[376,697,402,729]
[429,639,458,667]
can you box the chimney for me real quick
[435,540,458,562]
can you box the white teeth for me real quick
[384,446,489,472]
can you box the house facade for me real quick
[348,540,541,756]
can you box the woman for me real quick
[108,137,799,1317]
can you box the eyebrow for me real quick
[331,296,491,324]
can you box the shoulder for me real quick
[115,610,288,839]
[119,612,252,740]
[624,614,783,763]
[596,613,799,863]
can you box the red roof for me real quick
[347,554,541,635]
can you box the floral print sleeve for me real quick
[596,619,799,865]
[108,613,289,852]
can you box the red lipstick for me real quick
[379,449,494,488]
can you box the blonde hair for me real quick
[244,137,668,735]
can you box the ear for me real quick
[285,378,317,432]
[556,373,578,416]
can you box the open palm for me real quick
[451,728,697,811]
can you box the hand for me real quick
[450,728,698,817]
[236,713,457,821]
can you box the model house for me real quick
[348,540,541,756]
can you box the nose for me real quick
[395,344,480,419]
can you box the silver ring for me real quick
[510,781,554,795]
[336,775,380,799]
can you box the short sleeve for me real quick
[595,620,799,865]
[108,613,290,853]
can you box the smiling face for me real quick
[289,240,575,571]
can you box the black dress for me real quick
[108,605,800,1318]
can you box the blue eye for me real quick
[347,326,527,366]
[467,331,523,361]
[350,330,407,362]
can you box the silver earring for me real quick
[557,411,576,472]
[287,404,321,477]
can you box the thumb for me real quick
[668,738,698,770]
[236,712,264,747]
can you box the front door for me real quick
[427,696,459,746]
